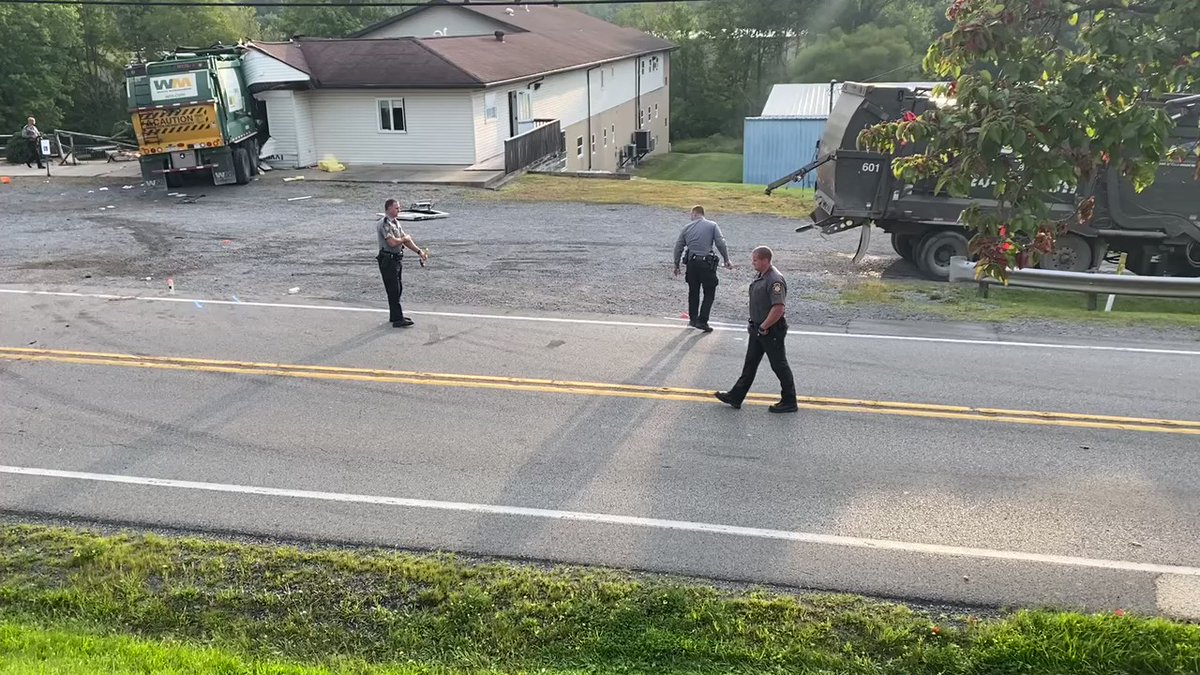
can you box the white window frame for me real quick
[602,128,607,147]
[576,136,583,158]
[377,98,407,133]
[591,134,596,154]
[654,103,659,119]
[483,93,498,123]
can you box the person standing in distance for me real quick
[715,246,798,413]
[22,117,44,169]
[672,205,731,332]
[376,198,428,328]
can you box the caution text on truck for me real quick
[133,102,223,155]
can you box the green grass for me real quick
[838,279,1200,330]
[635,152,743,183]
[670,135,743,155]
[2,525,1199,674]
[485,174,812,219]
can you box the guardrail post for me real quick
[977,281,989,298]
[1087,292,1098,311]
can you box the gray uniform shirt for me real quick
[748,265,787,325]
[376,216,407,255]
[673,217,730,265]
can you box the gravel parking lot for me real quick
[0,177,910,323]
[1,175,1194,342]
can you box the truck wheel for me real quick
[233,146,252,185]
[916,230,969,281]
[1038,233,1092,272]
[890,233,918,262]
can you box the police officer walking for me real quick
[376,198,428,328]
[715,246,798,413]
[672,205,731,332]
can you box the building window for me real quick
[602,128,607,147]
[600,70,605,89]
[591,134,596,154]
[654,103,659,119]
[639,109,644,127]
[576,136,583,157]
[484,93,497,122]
[378,98,406,133]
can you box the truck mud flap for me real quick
[210,152,237,186]
[140,158,164,188]
[853,221,873,264]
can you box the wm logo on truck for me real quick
[149,73,198,102]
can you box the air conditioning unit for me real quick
[623,144,637,159]
[633,130,651,153]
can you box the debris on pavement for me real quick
[287,196,312,202]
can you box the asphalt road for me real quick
[2,288,1199,619]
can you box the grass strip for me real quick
[1,525,1197,674]
[480,174,813,219]
[838,280,1200,329]
[635,153,743,183]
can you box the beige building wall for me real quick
[561,87,670,172]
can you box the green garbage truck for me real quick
[124,45,262,188]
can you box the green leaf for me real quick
[1068,13,1079,27]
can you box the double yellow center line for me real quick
[3,347,1199,436]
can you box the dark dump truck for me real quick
[767,82,1200,280]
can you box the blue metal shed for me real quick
[742,83,840,188]
[743,117,826,188]
[742,81,940,187]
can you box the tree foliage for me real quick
[790,23,926,84]
[262,1,394,40]
[0,4,81,133]
[859,0,1200,281]
[2,1,262,137]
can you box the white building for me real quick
[244,1,674,173]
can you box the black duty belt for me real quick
[378,249,404,258]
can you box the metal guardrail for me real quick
[948,256,1200,309]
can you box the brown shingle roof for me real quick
[250,3,673,89]
[253,38,484,88]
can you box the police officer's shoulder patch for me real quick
[771,281,784,294]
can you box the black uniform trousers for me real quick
[727,320,797,405]
[685,255,719,324]
[26,138,43,168]
[376,250,405,322]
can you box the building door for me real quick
[509,90,534,136]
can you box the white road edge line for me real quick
[2,287,1198,356]
[3,464,1199,577]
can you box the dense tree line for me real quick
[0,0,388,138]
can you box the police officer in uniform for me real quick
[672,205,731,332]
[376,198,428,328]
[716,246,798,413]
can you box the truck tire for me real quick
[890,233,918,262]
[915,230,969,281]
[1038,232,1092,272]
[233,146,252,185]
